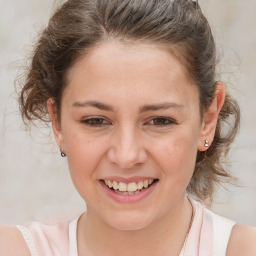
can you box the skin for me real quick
[49,41,222,255]
[1,41,256,255]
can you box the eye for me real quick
[81,117,110,127]
[147,117,175,126]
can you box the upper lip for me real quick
[101,176,158,183]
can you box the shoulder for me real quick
[0,224,30,256]
[226,224,256,256]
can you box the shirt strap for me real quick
[16,225,38,256]
[69,217,79,256]
[206,210,236,256]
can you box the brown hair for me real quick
[19,0,240,202]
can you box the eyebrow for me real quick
[139,102,184,112]
[72,100,115,111]
[72,100,184,113]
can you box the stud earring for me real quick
[204,140,209,147]
[60,149,66,157]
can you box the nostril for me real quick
[107,145,148,169]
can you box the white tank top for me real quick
[16,204,236,256]
[206,210,236,255]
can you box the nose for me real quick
[107,125,147,169]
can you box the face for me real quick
[51,41,206,230]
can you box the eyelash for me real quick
[147,117,176,127]
[81,116,110,127]
[81,116,176,127]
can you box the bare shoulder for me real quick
[226,224,256,256]
[0,224,30,256]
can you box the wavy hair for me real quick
[19,0,240,201]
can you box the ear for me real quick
[47,98,64,150]
[197,82,225,151]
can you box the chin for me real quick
[103,210,154,231]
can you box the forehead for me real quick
[64,41,199,107]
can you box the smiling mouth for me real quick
[101,179,159,195]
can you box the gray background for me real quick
[0,0,255,226]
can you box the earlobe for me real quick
[47,98,64,149]
[197,82,226,151]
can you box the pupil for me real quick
[92,118,102,124]
[154,118,166,125]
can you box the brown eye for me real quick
[81,117,109,126]
[89,118,104,124]
[148,117,175,126]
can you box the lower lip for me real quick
[99,180,158,203]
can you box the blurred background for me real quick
[0,0,255,225]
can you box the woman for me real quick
[0,0,255,255]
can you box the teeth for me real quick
[112,181,118,190]
[104,179,156,192]
[137,181,144,190]
[118,182,127,192]
[115,190,142,195]
[144,180,149,188]
[127,182,137,192]
[107,180,113,188]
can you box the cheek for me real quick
[150,131,198,180]
[63,131,107,184]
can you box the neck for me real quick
[77,196,193,256]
